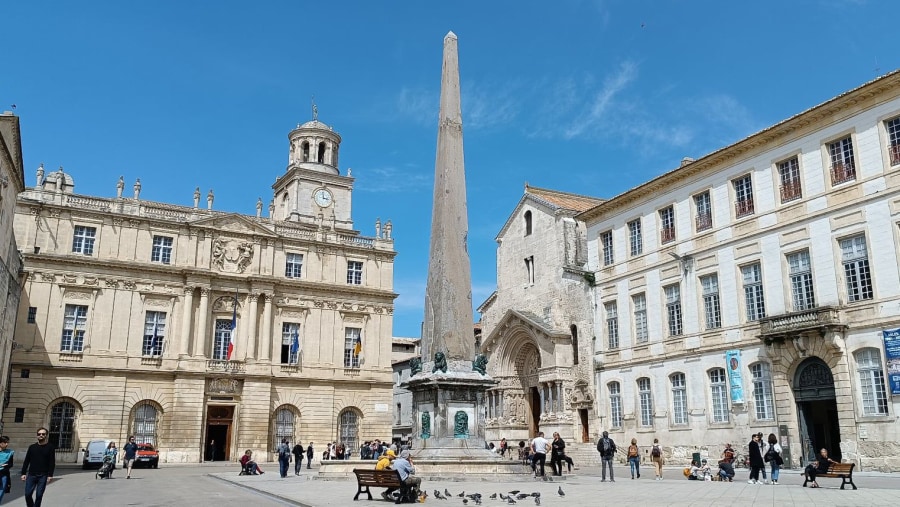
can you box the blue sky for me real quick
[4,1,898,338]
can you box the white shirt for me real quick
[531,436,549,454]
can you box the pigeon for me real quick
[463,500,468,505]
[458,491,465,498]
[534,498,541,506]
[507,497,517,504]
[558,486,565,497]
[548,476,554,482]
[499,493,508,500]
[435,490,447,500]
[541,475,548,482]
[445,489,453,498]
[509,490,520,495]
[516,493,530,500]
[531,493,541,498]
[490,493,498,500]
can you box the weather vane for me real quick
[311,95,318,121]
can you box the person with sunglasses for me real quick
[20,428,55,507]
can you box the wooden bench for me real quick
[353,468,403,500]
[803,462,857,490]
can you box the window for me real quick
[72,225,96,255]
[856,348,889,416]
[750,363,774,420]
[132,401,159,446]
[524,210,532,236]
[664,284,683,336]
[605,302,619,349]
[347,260,363,285]
[659,206,675,244]
[608,382,623,428]
[285,253,303,278]
[733,174,755,218]
[628,220,643,256]
[709,368,729,423]
[828,136,857,185]
[841,235,873,302]
[339,409,360,454]
[788,250,816,311]
[142,311,166,357]
[344,327,362,368]
[887,116,900,166]
[601,231,614,266]
[670,373,688,425]
[27,306,37,324]
[61,304,88,353]
[741,263,766,321]
[151,235,173,264]
[213,319,233,360]
[14,408,24,423]
[694,192,712,232]
[20,369,29,378]
[633,293,648,343]
[638,377,653,427]
[281,322,301,364]
[274,407,295,448]
[49,401,76,451]
[524,256,535,284]
[778,157,802,203]
[700,274,721,330]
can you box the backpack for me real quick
[602,438,611,453]
[627,445,638,458]
[651,445,661,458]
[279,444,290,459]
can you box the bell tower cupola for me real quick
[287,108,342,175]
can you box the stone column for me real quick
[557,382,564,412]
[179,286,194,356]
[193,288,210,357]
[539,384,546,414]
[260,294,272,361]
[245,293,259,360]
[548,383,555,413]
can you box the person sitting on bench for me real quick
[804,448,837,488]
[392,450,421,503]
[240,450,264,475]
[375,449,397,500]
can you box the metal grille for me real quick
[841,235,873,301]
[788,250,816,311]
[709,368,729,423]
[339,410,359,454]
[132,401,158,446]
[605,302,619,349]
[741,263,766,321]
[670,373,688,425]
[628,220,642,256]
[664,284,683,336]
[856,349,888,416]
[701,274,721,330]
[633,294,648,343]
[608,382,622,428]
[274,408,295,449]
[49,401,76,451]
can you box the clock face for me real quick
[314,188,333,207]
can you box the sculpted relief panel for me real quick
[212,238,254,273]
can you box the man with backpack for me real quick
[597,431,617,482]
[277,438,291,478]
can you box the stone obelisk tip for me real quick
[445,31,457,41]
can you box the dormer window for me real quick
[524,210,532,236]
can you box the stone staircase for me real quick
[564,443,603,467]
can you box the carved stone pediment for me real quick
[190,213,277,238]
[211,237,255,273]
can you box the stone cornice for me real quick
[577,69,900,223]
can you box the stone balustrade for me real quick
[206,359,245,373]
[759,306,843,337]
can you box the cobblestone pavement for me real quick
[211,463,900,507]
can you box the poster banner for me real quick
[883,328,900,395]
[725,349,744,404]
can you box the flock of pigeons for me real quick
[424,487,565,505]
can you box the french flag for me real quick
[226,294,237,360]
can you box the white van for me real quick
[82,439,113,469]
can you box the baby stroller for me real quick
[96,455,115,479]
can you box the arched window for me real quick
[750,362,774,420]
[709,368,729,423]
[317,142,326,163]
[524,210,532,236]
[670,373,688,425]
[855,348,889,416]
[49,400,77,451]
[637,377,653,427]
[302,141,310,162]
[608,382,622,428]
[570,325,579,365]
[132,401,159,445]
[339,409,359,454]
[274,407,295,448]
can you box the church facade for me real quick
[478,186,603,446]
[580,71,900,470]
[5,119,397,463]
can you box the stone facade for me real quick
[5,119,397,464]
[479,185,603,446]
[0,112,26,434]
[579,71,900,470]
[391,337,420,443]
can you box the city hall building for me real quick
[580,71,900,470]
[5,119,397,463]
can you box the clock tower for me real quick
[272,117,354,229]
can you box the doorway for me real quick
[793,357,841,465]
[205,405,234,461]
[529,387,541,435]
[579,409,590,443]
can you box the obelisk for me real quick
[404,33,511,475]
[421,31,474,364]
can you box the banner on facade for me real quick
[883,328,900,395]
[725,349,744,404]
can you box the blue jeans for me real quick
[770,463,781,482]
[24,474,48,507]
[628,456,640,477]
[279,457,289,477]
[294,455,303,474]
[0,474,8,504]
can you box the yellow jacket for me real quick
[375,450,396,470]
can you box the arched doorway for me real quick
[514,343,541,435]
[793,357,841,464]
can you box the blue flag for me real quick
[290,329,300,363]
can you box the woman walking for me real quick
[747,433,764,484]
[627,438,640,479]
[650,438,663,480]
[765,433,783,485]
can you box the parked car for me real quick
[82,439,113,469]
[135,443,159,468]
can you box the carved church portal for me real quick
[514,343,541,435]
[793,357,841,464]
